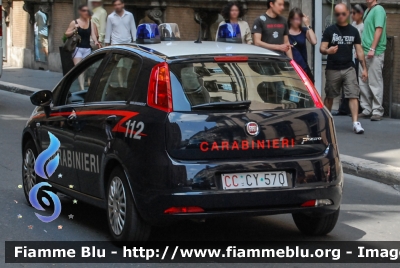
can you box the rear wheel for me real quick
[106,167,150,241]
[22,140,40,205]
[292,208,340,236]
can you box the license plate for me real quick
[221,171,288,190]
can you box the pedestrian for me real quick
[65,4,101,89]
[352,4,367,43]
[320,3,368,134]
[252,0,292,59]
[359,0,387,121]
[104,0,137,46]
[216,2,252,44]
[105,0,137,87]
[333,3,368,116]
[89,0,107,46]
[288,8,317,82]
[34,6,49,60]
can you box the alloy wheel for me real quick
[23,149,36,195]
[108,176,127,235]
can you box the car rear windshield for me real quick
[169,61,315,110]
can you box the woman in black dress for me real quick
[288,8,317,82]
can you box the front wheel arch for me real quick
[21,131,36,155]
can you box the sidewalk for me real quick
[0,66,63,92]
[1,67,399,186]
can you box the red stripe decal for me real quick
[32,110,146,136]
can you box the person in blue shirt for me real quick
[288,8,317,82]
[35,8,49,59]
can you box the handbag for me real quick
[63,20,81,53]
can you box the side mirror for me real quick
[30,90,53,107]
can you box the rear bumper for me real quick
[134,147,343,225]
[143,185,342,224]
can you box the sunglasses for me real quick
[335,12,347,17]
[80,9,89,12]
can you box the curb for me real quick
[0,81,39,96]
[341,154,400,186]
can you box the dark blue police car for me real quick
[22,23,343,241]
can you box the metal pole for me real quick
[314,0,323,95]
[0,0,3,78]
[389,37,394,118]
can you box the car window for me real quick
[169,61,315,110]
[91,53,141,102]
[57,57,105,106]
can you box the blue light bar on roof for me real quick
[136,23,161,44]
[217,23,242,44]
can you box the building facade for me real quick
[2,0,399,117]
[2,0,313,72]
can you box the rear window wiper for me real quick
[191,101,251,111]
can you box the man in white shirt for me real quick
[105,0,137,45]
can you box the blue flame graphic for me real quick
[30,131,62,223]
[29,182,62,223]
[35,132,60,179]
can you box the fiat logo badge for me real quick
[246,122,259,136]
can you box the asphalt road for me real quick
[1,90,400,268]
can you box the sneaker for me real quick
[358,113,370,119]
[371,115,382,121]
[353,122,365,134]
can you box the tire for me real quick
[106,166,151,242]
[292,208,340,236]
[22,140,41,205]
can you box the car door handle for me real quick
[66,111,77,126]
[105,115,117,141]
[67,110,77,120]
[106,115,117,124]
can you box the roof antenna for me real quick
[195,17,203,43]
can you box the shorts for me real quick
[73,47,91,59]
[325,67,360,99]
[39,34,48,48]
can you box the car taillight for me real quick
[147,62,173,112]
[301,200,316,207]
[301,199,333,207]
[164,206,205,214]
[290,60,324,109]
